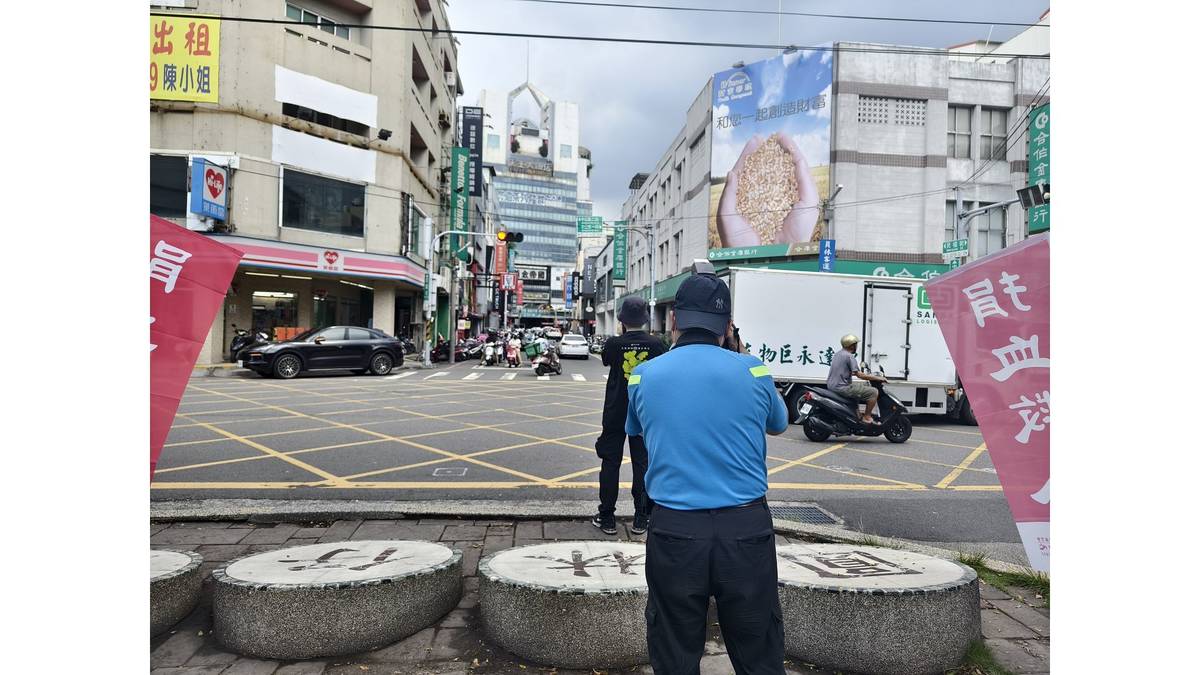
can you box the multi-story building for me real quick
[476,82,592,325]
[619,16,1049,332]
[150,0,462,364]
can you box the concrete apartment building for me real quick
[618,15,1049,333]
[150,0,462,364]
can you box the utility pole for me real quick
[953,186,1019,263]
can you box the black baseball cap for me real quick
[618,296,650,327]
[674,263,731,335]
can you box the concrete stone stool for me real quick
[776,543,980,675]
[151,549,204,636]
[479,541,649,668]
[212,540,461,659]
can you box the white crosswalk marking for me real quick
[384,371,416,380]
[424,372,448,380]
[501,373,517,381]
[463,372,482,380]
[572,374,586,382]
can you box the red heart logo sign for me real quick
[205,168,225,199]
[324,251,339,265]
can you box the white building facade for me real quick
[151,0,463,364]
[619,25,1049,333]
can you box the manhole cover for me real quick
[769,504,838,525]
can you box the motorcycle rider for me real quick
[827,334,888,425]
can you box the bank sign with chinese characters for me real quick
[1027,104,1050,234]
[926,234,1050,572]
[150,15,220,103]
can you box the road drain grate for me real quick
[769,505,837,525]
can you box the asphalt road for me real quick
[153,351,1023,562]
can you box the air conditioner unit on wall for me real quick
[444,72,456,88]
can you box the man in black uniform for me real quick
[592,296,667,536]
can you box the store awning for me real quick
[207,234,424,288]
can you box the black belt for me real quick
[651,496,766,513]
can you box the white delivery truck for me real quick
[726,267,974,424]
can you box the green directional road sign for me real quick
[942,239,968,256]
[577,215,603,235]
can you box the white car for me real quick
[558,333,590,359]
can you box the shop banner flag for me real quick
[925,234,1050,571]
[150,214,242,479]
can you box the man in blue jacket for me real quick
[626,261,789,674]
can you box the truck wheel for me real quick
[958,395,978,426]
[785,388,804,424]
[885,416,913,443]
[803,419,831,442]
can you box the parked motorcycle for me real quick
[229,324,271,362]
[794,372,912,443]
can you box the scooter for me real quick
[530,341,562,376]
[481,341,499,366]
[504,337,522,368]
[794,372,913,443]
[229,324,271,362]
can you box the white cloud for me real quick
[757,60,785,109]
[791,127,830,167]
[820,50,832,65]
[710,103,739,177]
[808,83,833,119]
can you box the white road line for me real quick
[463,372,483,380]
[384,371,416,380]
[603,374,609,380]
[501,373,517,381]
[424,372,448,380]
[572,374,586,382]
[538,375,550,381]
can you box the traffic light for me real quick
[497,230,524,243]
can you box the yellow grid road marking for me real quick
[178,415,351,486]
[935,442,989,489]
[841,447,997,476]
[337,431,599,481]
[186,385,557,487]
[766,444,845,475]
[154,439,390,475]
[165,424,335,447]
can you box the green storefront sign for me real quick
[450,147,470,261]
[1027,103,1050,234]
[708,241,820,261]
[577,215,603,235]
[612,220,628,281]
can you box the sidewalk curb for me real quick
[150,498,1033,574]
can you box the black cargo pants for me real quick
[645,498,784,674]
[595,406,649,518]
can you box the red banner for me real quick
[515,279,524,306]
[150,215,243,479]
[495,240,508,278]
[925,234,1049,571]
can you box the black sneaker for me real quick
[591,514,617,535]
[630,514,649,535]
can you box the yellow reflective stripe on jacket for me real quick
[750,365,771,378]
[628,374,641,385]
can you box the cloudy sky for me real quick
[444,0,1049,220]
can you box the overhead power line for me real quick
[149,13,1050,60]
[504,0,1050,28]
[956,76,1050,189]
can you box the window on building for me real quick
[945,201,957,242]
[858,96,890,124]
[977,202,1006,256]
[150,154,188,218]
[947,106,971,159]
[560,144,573,159]
[673,232,681,270]
[981,108,1009,160]
[486,133,501,149]
[286,3,350,40]
[282,102,369,137]
[282,169,365,237]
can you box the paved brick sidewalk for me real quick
[151,517,1049,674]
